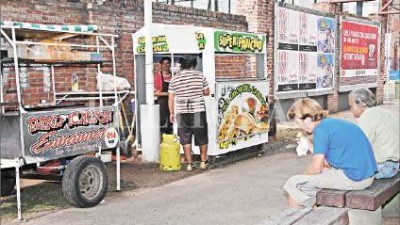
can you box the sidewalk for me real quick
[1,99,399,224]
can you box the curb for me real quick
[208,139,297,169]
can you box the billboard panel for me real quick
[341,20,379,79]
[275,6,335,94]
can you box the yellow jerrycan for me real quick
[159,134,181,171]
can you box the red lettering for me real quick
[27,118,39,133]
[30,129,106,155]
[107,132,116,139]
[68,112,81,128]
[88,112,98,124]
[81,112,89,125]
[38,116,51,131]
[31,131,57,154]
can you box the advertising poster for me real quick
[288,10,300,45]
[277,7,289,44]
[277,8,299,50]
[317,17,335,54]
[277,50,299,91]
[317,54,334,89]
[341,20,379,77]
[216,82,269,150]
[299,13,318,47]
[275,6,335,93]
[299,52,318,90]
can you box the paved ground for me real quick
[5,151,310,225]
[1,99,399,224]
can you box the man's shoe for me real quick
[200,161,208,170]
[187,163,193,171]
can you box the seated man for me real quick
[284,98,377,207]
[349,88,400,179]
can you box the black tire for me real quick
[62,156,108,208]
[1,169,16,196]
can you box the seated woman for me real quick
[284,98,377,207]
[349,88,399,179]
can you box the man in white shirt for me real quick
[349,88,400,179]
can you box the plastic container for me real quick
[71,74,79,92]
[159,134,181,171]
[100,151,112,163]
[395,81,400,99]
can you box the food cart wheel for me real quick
[1,169,16,196]
[62,156,108,208]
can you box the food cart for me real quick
[132,24,269,157]
[0,21,126,219]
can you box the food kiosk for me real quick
[132,24,269,156]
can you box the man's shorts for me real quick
[176,112,208,146]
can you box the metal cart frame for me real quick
[1,21,124,220]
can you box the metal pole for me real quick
[51,65,56,105]
[145,0,154,105]
[356,1,363,16]
[96,36,103,106]
[141,0,160,162]
[11,28,23,111]
[15,159,22,220]
[111,36,121,190]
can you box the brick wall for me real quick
[215,55,255,78]
[236,0,274,99]
[0,0,248,108]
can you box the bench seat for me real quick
[316,173,400,225]
[317,173,400,210]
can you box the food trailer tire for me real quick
[1,169,16,196]
[62,156,108,208]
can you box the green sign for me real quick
[136,35,170,53]
[214,31,265,53]
[137,33,207,53]
[196,32,206,50]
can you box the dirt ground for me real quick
[106,156,204,193]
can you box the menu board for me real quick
[276,6,335,93]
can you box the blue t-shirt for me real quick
[313,118,377,181]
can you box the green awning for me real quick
[0,21,98,33]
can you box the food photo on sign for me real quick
[217,83,269,148]
[317,18,335,53]
[317,54,334,89]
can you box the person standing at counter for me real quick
[168,55,210,171]
[154,57,173,134]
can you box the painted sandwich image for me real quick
[218,97,269,142]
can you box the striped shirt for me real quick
[169,69,209,114]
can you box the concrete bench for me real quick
[259,207,349,225]
[316,173,400,225]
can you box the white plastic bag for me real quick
[96,72,131,91]
[296,136,310,157]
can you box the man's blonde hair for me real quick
[287,98,329,121]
